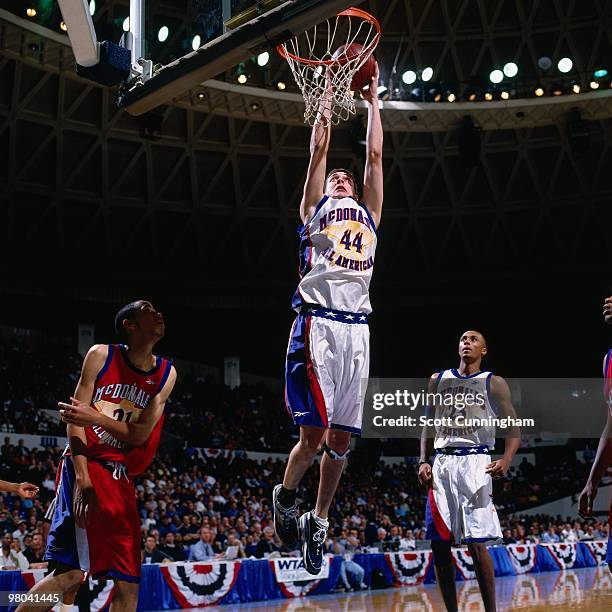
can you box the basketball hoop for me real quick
[277,8,381,127]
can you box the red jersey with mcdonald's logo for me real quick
[85,344,172,475]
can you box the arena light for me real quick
[257,52,270,67]
[421,67,433,82]
[26,7,36,17]
[489,69,504,84]
[122,17,129,32]
[192,35,201,51]
[500,90,510,100]
[503,62,518,78]
[60,21,67,32]
[557,57,573,73]
[590,80,600,89]
[157,26,169,43]
[484,91,493,101]
[594,69,608,78]
[402,70,417,85]
[276,80,287,90]
[537,56,553,71]
[534,87,544,97]
[468,92,477,101]
[237,74,248,84]
[446,92,456,102]
[571,82,580,94]
[89,0,95,16]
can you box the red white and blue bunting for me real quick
[506,544,537,574]
[20,571,115,611]
[452,548,476,580]
[542,543,577,569]
[160,561,240,607]
[583,540,607,565]
[385,551,433,586]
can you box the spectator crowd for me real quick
[0,328,608,577]
[0,438,608,574]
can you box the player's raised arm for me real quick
[300,75,333,224]
[418,373,439,487]
[361,61,383,228]
[60,366,177,447]
[486,375,520,479]
[68,344,108,525]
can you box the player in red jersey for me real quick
[578,296,612,572]
[17,300,176,612]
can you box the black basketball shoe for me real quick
[299,510,328,575]
[272,484,299,549]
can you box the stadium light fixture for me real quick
[89,0,95,16]
[500,90,510,100]
[26,7,36,17]
[60,21,67,31]
[484,91,493,101]
[447,92,456,102]
[537,56,553,71]
[503,62,518,78]
[421,67,433,82]
[123,17,129,32]
[192,35,201,51]
[590,80,599,89]
[557,57,573,73]
[276,81,286,90]
[158,26,169,43]
[257,52,270,67]
[534,87,544,97]
[489,69,503,84]
[402,70,417,85]
[571,82,580,94]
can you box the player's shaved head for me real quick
[460,330,487,347]
[114,299,147,338]
[458,330,488,362]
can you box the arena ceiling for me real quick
[1,0,612,318]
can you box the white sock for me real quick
[312,512,329,528]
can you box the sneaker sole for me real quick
[300,513,322,575]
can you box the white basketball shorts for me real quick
[425,446,502,544]
[284,306,369,435]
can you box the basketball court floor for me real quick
[182,566,612,612]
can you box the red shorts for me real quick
[86,460,141,583]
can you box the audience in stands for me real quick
[0,329,608,570]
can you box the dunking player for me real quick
[17,301,176,612]
[578,296,612,572]
[273,64,383,574]
[419,331,520,612]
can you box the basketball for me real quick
[332,43,377,91]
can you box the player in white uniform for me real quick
[273,64,383,575]
[419,331,520,612]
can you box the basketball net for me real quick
[277,8,381,127]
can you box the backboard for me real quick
[118,0,361,116]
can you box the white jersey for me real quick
[433,369,497,450]
[292,195,377,314]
